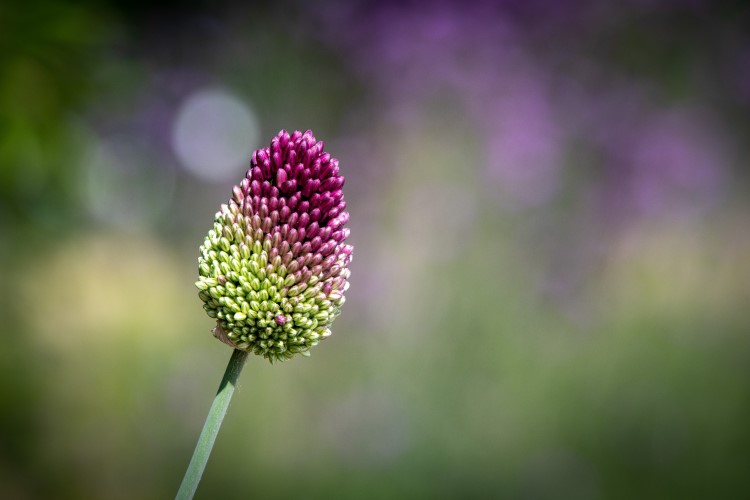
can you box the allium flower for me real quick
[196,130,352,362]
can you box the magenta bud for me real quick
[309,193,321,208]
[322,254,336,269]
[287,194,299,211]
[328,216,343,231]
[303,148,315,166]
[280,180,296,194]
[318,196,334,213]
[280,205,291,222]
[310,236,322,251]
[256,148,269,163]
[319,242,334,256]
[307,222,320,239]
[291,241,302,256]
[251,166,262,182]
[258,203,269,219]
[298,169,310,186]
[311,162,321,179]
[276,168,287,185]
[319,177,336,192]
[288,212,299,228]
[299,213,310,230]
[294,163,305,180]
[250,180,260,197]
[319,162,333,180]
[302,179,314,197]
[272,151,282,169]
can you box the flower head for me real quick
[196,130,352,362]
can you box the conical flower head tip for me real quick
[196,130,352,362]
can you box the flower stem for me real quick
[176,348,249,500]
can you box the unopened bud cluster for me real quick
[196,130,352,362]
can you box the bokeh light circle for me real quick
[172,88,259,182]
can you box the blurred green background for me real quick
[2,1,750,498]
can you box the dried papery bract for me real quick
[196,129,352,361]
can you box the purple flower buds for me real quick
[196,130,352,362]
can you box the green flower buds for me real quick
[196,130,352,362]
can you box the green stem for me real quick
[176,349,249,500]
